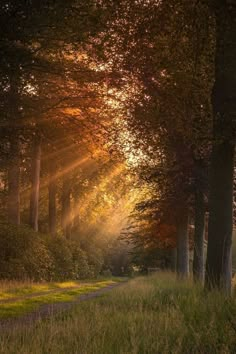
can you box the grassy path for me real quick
[0,273,236,353]
[0,281,119,304]
[0,278,126,323]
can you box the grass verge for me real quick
[0,273,236,353]
[0,278,123,319]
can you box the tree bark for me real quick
[205,3,236,293]
[170,247,177,272]
[205,142,234,292]
[7,68,21,225]
[72,188,80,232]
[61,176,72,239]
[48,163,57,236]
[8,136,20,225]
[193,188,205,284]
[176,208,189,279]
[29,136,41,232]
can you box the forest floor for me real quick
[0,273,236,353]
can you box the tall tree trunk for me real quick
[170,247,177,272]
[29,136,41,231]
[72,189,80,232]
[8,136,20,225]
[8,68,21,225]
[61,176,72,239]
[205,3,236,293]
[176,208,189,279]
[48,163,57,236]
[205,142,234,292]
[193,188,205,283]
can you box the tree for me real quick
[29,134,41,231]
[205,1,236,293]
[7,135,21,225]
[193,159,207,283]
[1,0,111,228]
[48,159,57,237]
[99,0,213,280]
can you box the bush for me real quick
[101,269,112,277]
[46,236,74,281]
[85,244,104,278]
[23,240,54,281]
[0,223,54,281]
[69,241,91,279]
[0,223,106,281]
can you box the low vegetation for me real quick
[0,279,121,319]
[0,223,105,281]
[1,273,236,354]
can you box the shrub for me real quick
[22,240,54,281]
[46,236,74,281]
[101,269,112,277]
[85,245,104,278]
[0,223,106,281]
[69,241,91,279]
[0,223,54,281]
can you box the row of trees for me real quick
[0,1,134,280]
[102,0,235,293]
[1,1,235,292]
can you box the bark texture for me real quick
[205,3,236,293]
[48,163,57,236]
[7,69,21,225]
[193,188,205,283]
[61,176,72,239]
[170,248,177,272]
[29,136,41,231]
[176,208,189,279]
[8,137,20,225]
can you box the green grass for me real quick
[0,279,121,319]
[0,273,236,353]
[0,277,123,300]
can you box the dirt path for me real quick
[0,282,125,331]
[0,283,91,304]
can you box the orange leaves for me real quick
[154,223,176,248]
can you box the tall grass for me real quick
[0,273,236,354]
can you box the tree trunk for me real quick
[205,142,234,292]
[176,208,189,279]
[7,69,21,225]
[48,163,57,236]
[193,188,205,284]
[61,176,72,239]
[72,189,80,232]
[8,136,20,225]
[205,3,236,293]
[170,247,177,272]
[29,136,41,231]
